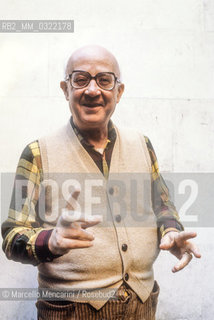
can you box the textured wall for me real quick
[0,1,213,319]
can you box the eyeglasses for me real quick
[65,70,121,91]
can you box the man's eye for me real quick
[99,77,111,84]
[74,77,88,84]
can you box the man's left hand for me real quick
[159,231,201,273]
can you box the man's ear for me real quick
[116,83,125,103]
[60,81,69,101]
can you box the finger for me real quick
[61,210,82,224]
[185,242,201,259]
[61,209,103,225]
[79,217,103,229]
[159,235,174,250]
[172,252,192,273]
[58,238,94,250]
[66,189,80,210]
[176,231,197,242]
[56,226,95,241]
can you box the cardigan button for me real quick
[122,244,128,252]
[115,215,121,223]
[124,273,129,281]
[109,187,114,195]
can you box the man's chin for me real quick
[80,105,103,116]
[76,114,107,129]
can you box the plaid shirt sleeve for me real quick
[2,134,184,266]
[1,141,58,266]
[144,136,184,237]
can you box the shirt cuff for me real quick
[160,220,184,238]
[35,229,62,262]
[161,227,180,238]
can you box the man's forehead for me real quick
[66,46,120,76]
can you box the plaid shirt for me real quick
[1,118,183,266]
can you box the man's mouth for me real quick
[82,103,103,108]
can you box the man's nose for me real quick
[84,79,101,97]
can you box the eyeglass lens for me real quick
[71,72,115,90]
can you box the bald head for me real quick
[60,45,125,131]
[65,45,121,79]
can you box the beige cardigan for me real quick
[38,121,159,309]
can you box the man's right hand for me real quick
[48,190,102,256]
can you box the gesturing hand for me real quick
[159,231,201,273]
[48,190,103,256]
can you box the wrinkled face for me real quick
[61,49,124,131]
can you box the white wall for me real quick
[0,1,213,319]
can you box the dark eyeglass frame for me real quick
[65,70,121,91]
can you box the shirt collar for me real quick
[69,116,117,148]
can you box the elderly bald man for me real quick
[2,45,200,320]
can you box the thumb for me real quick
[159,234,174,250]
[66,189,80,210]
